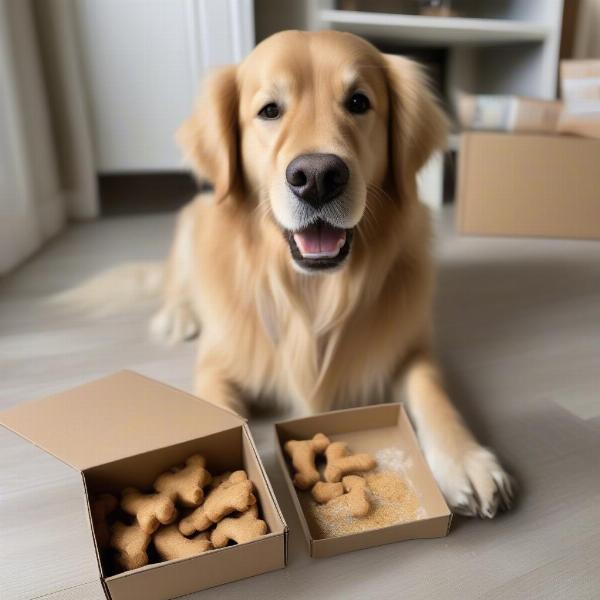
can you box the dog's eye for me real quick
[346,92,371,115]
[258,103,281,120]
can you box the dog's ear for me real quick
[384,55,448,199]
[177,65,239,202]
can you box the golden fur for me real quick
[152,31,514,517]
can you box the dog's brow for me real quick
[267,76,293,98]
[251,77,291,111]
[341,68,360,91]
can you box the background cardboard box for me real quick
[457,93,562,134]
[275,403,451,559]
[559,59,600,140]
[456,132,600,240]
[0,371,287,600]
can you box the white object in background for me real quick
[456,93,562,134]
[0,0,64,275]
[73,0,255,173]
[319,9,549,45]
[417,152,444,211]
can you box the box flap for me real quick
[0,371,244,471]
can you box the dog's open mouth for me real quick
[286,220,353,271]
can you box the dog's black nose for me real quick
[286,153,349,208]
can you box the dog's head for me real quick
[179,31,447,274]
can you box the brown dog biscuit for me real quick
[154,525,213,561]
[210,505,268,548]
[110,521,151,572]
[91,493,117,550]
[284,433,331,490]
[121,487,177,534]
[208,471,232,489]
[154,454,212,507]
[178,470,256,536]
[324,442,376,483]
[342,475,371,517]
[311,481,344,504]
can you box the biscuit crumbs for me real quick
[310,469,424,538]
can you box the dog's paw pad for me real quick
[426,444,515,519]
[467,447,516,517]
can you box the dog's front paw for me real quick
[150,303,199,344]
[425,443,515,518]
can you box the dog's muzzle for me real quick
[284,153,354,271]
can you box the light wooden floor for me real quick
[1,208,599,600]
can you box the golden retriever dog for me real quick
[147,30,513,518]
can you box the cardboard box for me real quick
[559,59,600,140]
[0,371,287,600]
[457,132,600,239]
[457,93,562,134]
[275,403,451,559]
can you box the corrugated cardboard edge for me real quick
[242,423,289,564]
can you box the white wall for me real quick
[73,0,254,173]
[0,0,65,274]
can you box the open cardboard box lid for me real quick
[0,370,244,470]
[0,371,287,600]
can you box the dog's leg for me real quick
[150,204,200,344]
[194,355,248,417]
[397,354,515,518]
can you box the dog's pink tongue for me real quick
[293,223,346,258]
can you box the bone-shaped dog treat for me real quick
[153,454,212,507]
[311,481,344,504]
[91,493,117,549]
[284,433,331,490]
[178,470,256,536]
[208,471,232,490]
[110,521,151,572]
[121,487,177,534]
[324,442,376,483]
[154,525,213,561]
[342,475,371,517]
[210,505,268,548]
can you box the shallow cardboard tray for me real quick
[0,371,287,600]
[275,402,451,559]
